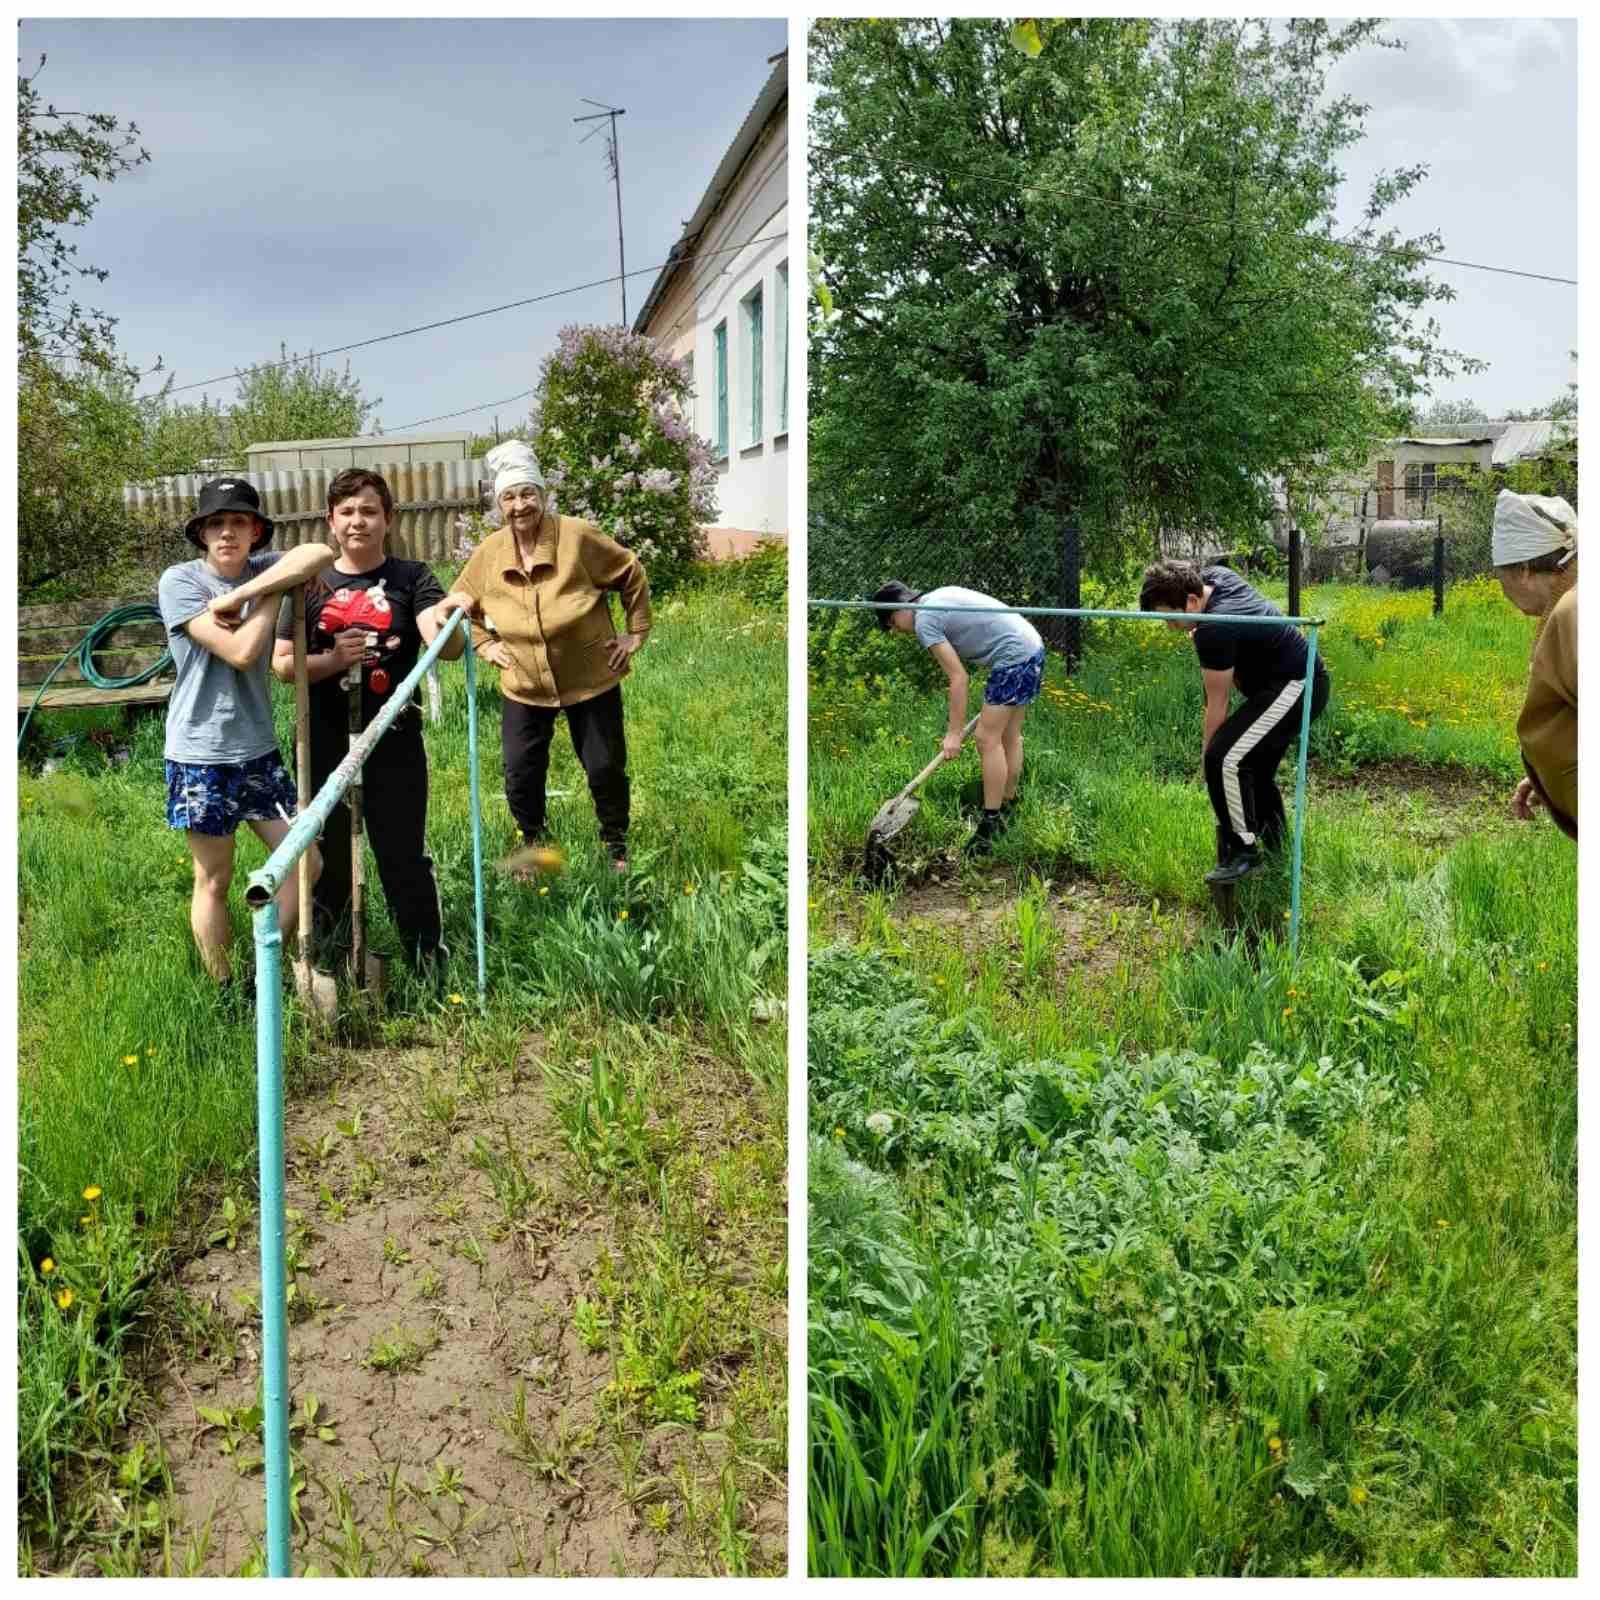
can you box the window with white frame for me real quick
[776,262,789,435]
[712,321,729,461]
[741,284,763,448]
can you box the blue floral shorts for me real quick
[984,648,1046,707]
[165,749,299,836]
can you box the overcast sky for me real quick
[1319,16,1577,416]
[20,16,788,443]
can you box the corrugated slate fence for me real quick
[122,460,486,563]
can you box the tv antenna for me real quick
[574,98,628,325]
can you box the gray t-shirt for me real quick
[158,553,284,764]
[912,586,1043,671]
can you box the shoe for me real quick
[605,839,628,874]
[965,811,1003,857]
[1205,846,1265,885]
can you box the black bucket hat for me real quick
[184,477,274,551]
[870,580,920,630]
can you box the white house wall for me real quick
[685,126,788,539]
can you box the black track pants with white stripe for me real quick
[1204,669,1330,852]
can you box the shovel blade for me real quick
[867,793,920,848]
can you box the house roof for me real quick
[631,52,787,336]
[1386,418,1562,463]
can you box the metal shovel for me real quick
[865,714,980,851]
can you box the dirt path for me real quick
[143,1032,785,1577]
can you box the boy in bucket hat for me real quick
[157,477,336,992]
[870,580,1046,855]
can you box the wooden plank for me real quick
[19,596,161,628]
[19,652,165,686]
[18,623,167,655]
[18,681,172,712]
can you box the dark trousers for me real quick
[502,687,629,847]
[1205,668,1330,852]
[308,712,441,966]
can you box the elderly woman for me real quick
[271,467,466,970]
[1492,488,1577,839]
[157,477,335,990]
[437,441,651,872]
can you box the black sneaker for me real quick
[965,810,1003,857]
[1205,846,1265,885]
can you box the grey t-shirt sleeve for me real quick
[157,562,211,635]
[913,611,948,651]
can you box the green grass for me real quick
[18,573,786,1571]
[807,578,1575,1576]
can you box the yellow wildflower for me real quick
[1268,1436,1282,1453]
[1282,1007,1294,1019]
[617,910,629,922]
[123,1054,139,1067]
[82,1186,102,1202]
[684,883,697,896]
[448,994,465,1005]
[539,886,549,896]
[833,1126,846,1139]
[1350,1485,1368,1506]
[57,1289,75,1310]
[40,1258,54,1275]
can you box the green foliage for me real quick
[809,18,1480,597]
[534,324,718,588]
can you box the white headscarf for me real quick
[486,440,546,500]
[1492,489,1577,568]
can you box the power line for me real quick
[388,389,536,432]
[136,230,788,402]
[809,139,1578,288]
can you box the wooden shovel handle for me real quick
[293,587,312,975]
[892,713,981,804]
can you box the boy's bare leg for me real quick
[1002,706,1027,801]
[974,704,1012,810]
[247,817,321,948]
[187,830,237,981]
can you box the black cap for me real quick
[870,580,920,630]
[184,477,274,550]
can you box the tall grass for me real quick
[808,580,1575,1576]
[18,576,786,1546]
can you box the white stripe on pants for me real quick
[1221,678,1305,844]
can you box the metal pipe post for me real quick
[1288,524,1302,620]
[1288,627,1320,959]
[252,901,292,1577]
[1433,518,1445,617]
[292,589,312,981]
[465,634,487,1006]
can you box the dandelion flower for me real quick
[1350,1485,1368,1506]
[539,886,549,896]
[80,1216,93,1227]
[1268,1435,1282,1452]
[1434,1218,1450,1229]
[448,994,465,1005]
[40,1258,54,1276]
[82,1186,102,1202]
[123,1054,139,1067]
[684,883,697,896]
[1282,1007,1294,1018]
[618,910,629,921]
[865,1111,893,1136]
[833,1126,846,1140]
[57,1289,74,1310]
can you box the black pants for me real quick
[1205,668,1330,853]
[502,687,629,847]
[308,711,441,967]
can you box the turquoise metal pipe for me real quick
[244,610,470,909]
[1288,626,1320,958]
[808,599,1328,626]
[245,604,484,1575]
[251,900,292,1577]
[465,634,487,1006]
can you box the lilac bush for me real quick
[534,324,718,583]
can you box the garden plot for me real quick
[141,1027,785,1578]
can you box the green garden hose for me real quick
[17,602,172,753]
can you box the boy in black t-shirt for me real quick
[272,469,463,969]
[1140,559,1330,884]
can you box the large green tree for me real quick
[808,17,1480,600]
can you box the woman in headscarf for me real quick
[1491,488,1576,839]
[437,441,652,872]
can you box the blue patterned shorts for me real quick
[984,648,1046,707]
[165,749,299,836]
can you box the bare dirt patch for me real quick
[142,1034,784,1577]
